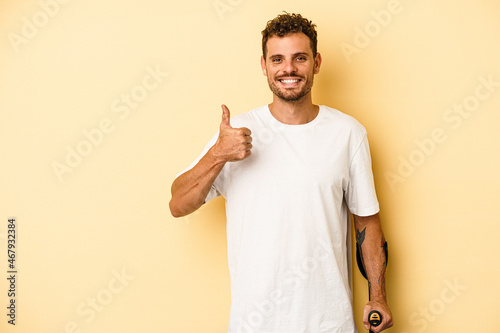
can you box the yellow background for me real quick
[1,0,499,332]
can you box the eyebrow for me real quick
[269,52,310,59]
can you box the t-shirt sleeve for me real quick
[175,132,222,203]
[345,133,380,216]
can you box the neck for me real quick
[268,93,319,125]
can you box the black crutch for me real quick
[355,239,388,332]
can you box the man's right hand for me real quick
[212,104,253,162]
[170,104,251,217]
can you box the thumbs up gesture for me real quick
[212,105,252,162]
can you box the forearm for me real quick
[354,213,387,301]
[169,146,226,217]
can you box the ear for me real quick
[261,55,267,76]
[313,52,322,75]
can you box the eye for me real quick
[272,58,282,63]
[296,56,307,61]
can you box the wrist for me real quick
[369,291,387,303]
[208,144,227,166]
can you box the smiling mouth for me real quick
[278,78,301,84]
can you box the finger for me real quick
[220,104,232,129]
[240,127,252,136]
[376,311,393,332]
[363,305,371,330]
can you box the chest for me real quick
[225,128,352,195]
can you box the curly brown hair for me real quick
[261,12,318,60]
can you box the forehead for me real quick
[266,32,313,57]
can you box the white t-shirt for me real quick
[181,105,379,333]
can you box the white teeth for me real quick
[280,79,299,84]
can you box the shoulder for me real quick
[229,105,268,128]
[320,105,367,135]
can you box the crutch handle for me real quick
[368,310,382,332]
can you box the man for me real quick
[170,12,393,332]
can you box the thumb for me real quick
[220,104,232,129]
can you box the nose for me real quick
[282,59,298,75]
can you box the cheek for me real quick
[267,68,278,78]
[265,65,277,77]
